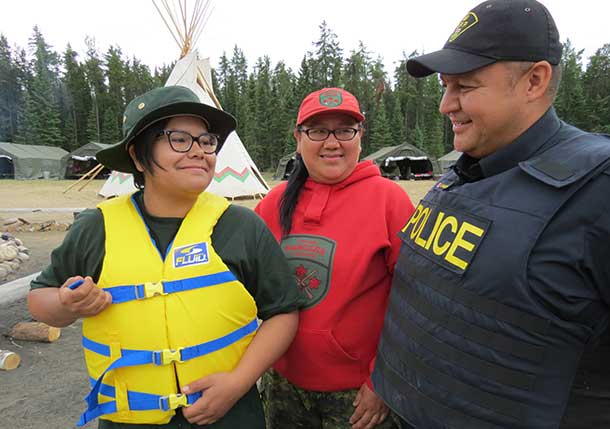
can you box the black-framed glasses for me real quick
[297,126,361,142]
[158,130,219,154]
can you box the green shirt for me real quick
[31,192,300,429]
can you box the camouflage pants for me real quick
[261,370,401,429]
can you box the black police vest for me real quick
[373,125,610,429]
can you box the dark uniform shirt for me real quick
[453,108,610,428]
[31,192,302,429]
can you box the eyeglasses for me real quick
[158,130,219,154]
[297,126,361,142]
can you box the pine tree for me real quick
[127,57,157,102]
[422,75,444,157]
[312,21,343,87]
[84,37,106,141]
[62,44,91,149]
[230,46,249,128]
[295,53,316,103]
[269,61,297,164]
[252,56,273,169]
[0,35,22,142]
[18,26,63,147]
[387,91,407,145]
[582,43,610,133]
[104,46,126,142]
[368,98,393,155]
[101,106,120,143]
[555,40,586,129]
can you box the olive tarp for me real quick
[0,142,68,179]
[438,149,462,173]
[63,142,112,179]
[363,143,440,179]
[273,152,297,180]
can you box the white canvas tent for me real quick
[98,1,269,199]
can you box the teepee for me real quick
[99,0,269,199]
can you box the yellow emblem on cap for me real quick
[448,12,479,43]
[138,102,145,110]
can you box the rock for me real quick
[17,252,30,262]
[0,245,18,261]
[6,260,20,271]
[14,238,23,246]
[17,245,28,253]
[2,219,19,226]
[0,266,8,280]
[0,262,13,273]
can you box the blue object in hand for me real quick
[68,279,84,290]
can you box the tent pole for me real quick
[77,163,105,191]
[62,163,104,194]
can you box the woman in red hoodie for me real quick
[255,88,415,429]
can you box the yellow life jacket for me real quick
[77,192,258,426]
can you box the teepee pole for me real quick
[196,68,222,109]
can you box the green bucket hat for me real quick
[96,85,237,174]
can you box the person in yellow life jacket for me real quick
[27,85,300,429]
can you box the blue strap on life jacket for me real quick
[77,379,202,426]
[77,318,259,426]
[105,271,238,304]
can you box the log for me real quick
[10,322,61,343]
[0,349,21,370]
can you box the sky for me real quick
[1,0,608,76]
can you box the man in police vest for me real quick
[372,0,610,428]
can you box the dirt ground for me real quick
[0,177,433,429]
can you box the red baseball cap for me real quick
[296,87,365,125]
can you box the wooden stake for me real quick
[0,350,20,370]
[77,163,105,191]
[10,322,61,343]
[63,162,104,194]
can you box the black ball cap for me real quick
[407,0,562,78]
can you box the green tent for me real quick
[273,152,297,180]
[0,142,68,179]
[438,149,461,173]
[364,143,440,179]
[63,142,112,178]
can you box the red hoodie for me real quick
[255,160,414,391]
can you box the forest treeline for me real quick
[1,23,608,171]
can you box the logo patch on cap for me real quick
[448,12,479,42]
[138,102,145,110]
[319,90,342,107]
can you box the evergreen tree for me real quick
[18,26,63,147]
[229,46,249,127]
[215,52,231,108]
[84,37,106,141]
[422,75,444,157]
[104,46,126,142]
[269,61,297,163]
[368,98,393,155]
[101,106,120,143]
[127,57,157,102]
[295,53,317,103]
[251,56,273,169]
[62,44,90,149]
[0,35,22,142]
[86,101,100,143]
[583,43,610,133]
[387,91,407,145]
[555,40,586,129]
[312,21,343,87]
